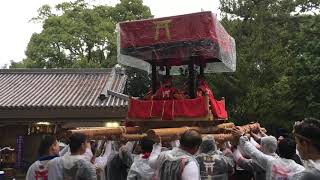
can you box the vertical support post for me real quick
[188,60,196,98]
[165,66,170,76]
[151,51,157,94]
[152,63,157,94]
[200,63,204,78]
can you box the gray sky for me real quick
[0,0,220,67]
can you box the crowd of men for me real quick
[26,118,320,180]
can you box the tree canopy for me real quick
[11,0,152,68]
[213,0,320,129]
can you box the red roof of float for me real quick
[118,11,236,73]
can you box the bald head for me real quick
[180,129,202,154]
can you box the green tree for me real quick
[288,15,320,119]
[10,0,152,68]
[215,0,320,129]
[124,67,151,97]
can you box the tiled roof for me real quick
[0,68,128,110]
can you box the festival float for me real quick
[119,11,235,126]
[68,12,265,142]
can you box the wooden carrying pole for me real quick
[147,127,199,138]
[153,123,260,143]
[119,133,235,143]
[67,127,142,137]
[118,133,235,143]
[238,123,261,134]
[202,134,234,142]
[146,123,235,138]
[120,134,180,142]
[199,123,235,134]
[67,123,261,143]
[119,134,180,142]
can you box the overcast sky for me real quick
[0,0,220,67]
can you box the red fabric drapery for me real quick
[128,96,208,120]
[197,81,228,119]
